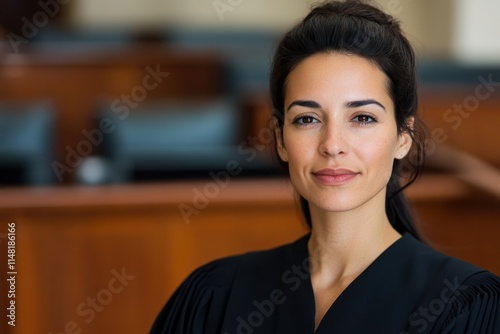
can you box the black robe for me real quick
[151,233,500,333]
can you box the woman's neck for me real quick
[307,195,401,282]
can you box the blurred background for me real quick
[0,0,499,333]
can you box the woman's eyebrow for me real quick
[287,99,386,112]
[345,99,386,111]
[287,100,322,111]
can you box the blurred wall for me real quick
[69,0,313,31]
[376,0,456,59]
[67,0,466,59]
[453,0,500,64]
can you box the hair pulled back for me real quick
[270,0,427,240]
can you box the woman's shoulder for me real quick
[189,234,307,287]
[399,234,500,332]
[149,255,240,333]
[401,233,498,292]
[150,236,306,333]
[439,270,500,332]
[400,233,492,278]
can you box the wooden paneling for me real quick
[0,179,307,334]
[419,86,500,165]
[415,199,500,273]
[0,177,498,333]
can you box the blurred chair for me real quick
[0,102,55,185]
[100,98,275,183]
[418,61,500,85]
[167,29,279,96]
[32,26,133,49]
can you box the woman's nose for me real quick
[318,123,348,157]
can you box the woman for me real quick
[151,1,499,333]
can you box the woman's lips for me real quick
[312,168,359,185]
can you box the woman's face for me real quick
[277,52,412,214]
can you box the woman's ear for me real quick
[396,117,414,160]
[274,120,288,162]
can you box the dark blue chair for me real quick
[167,29,279,96]
[0,102,55,185]
[100,98,258,182]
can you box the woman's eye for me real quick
[293,116,318,125]
[352,114,376,124]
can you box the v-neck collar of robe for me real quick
[291,232,414,333]
[221,232,427,334]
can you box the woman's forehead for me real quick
[284,53,393,110]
